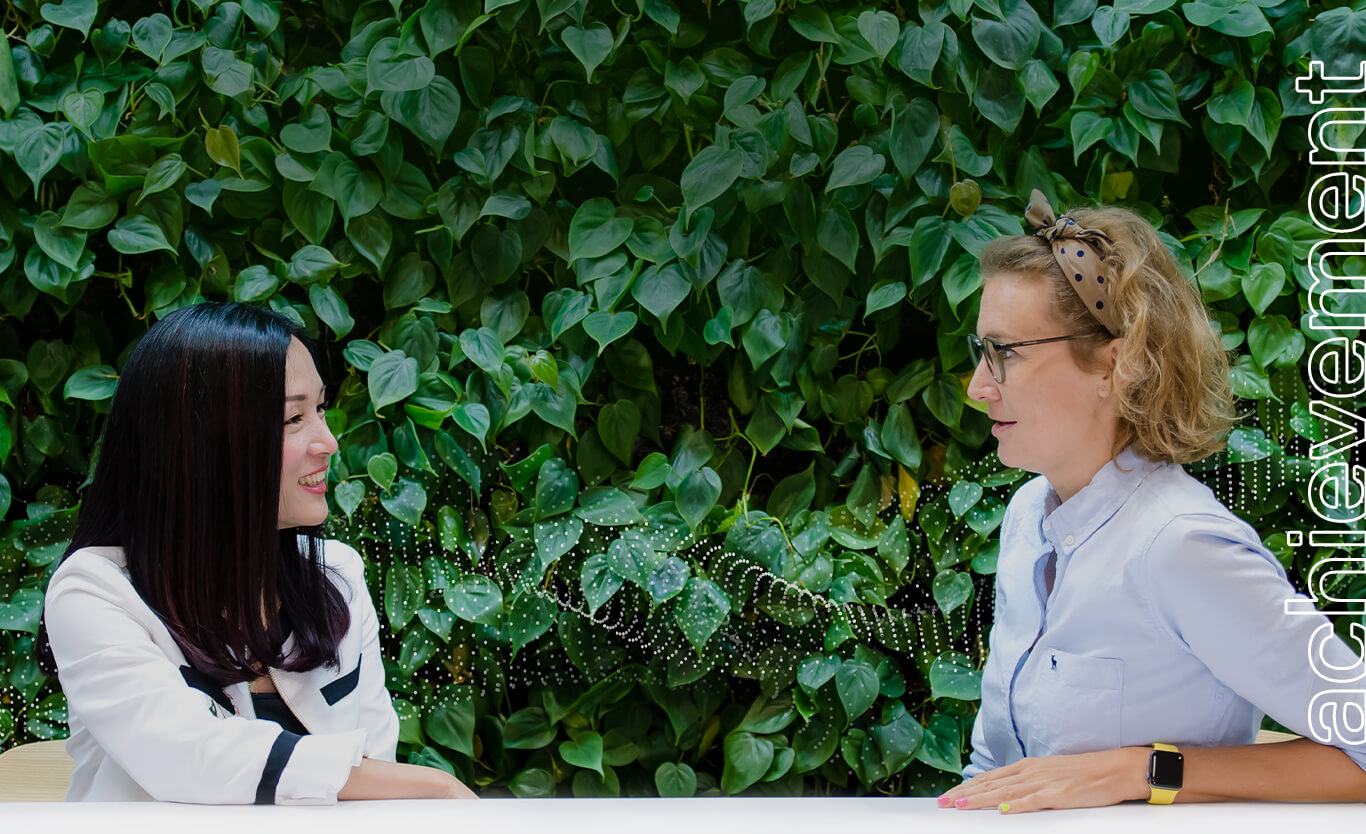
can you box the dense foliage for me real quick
[1,0,1362,797]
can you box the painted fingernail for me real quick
[937,795,951,807]
[999,803,1011,813]
[955,798,969,808]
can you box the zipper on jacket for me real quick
[266,667,314,733]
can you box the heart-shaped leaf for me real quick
[280,104,332,154]
[445,574,503,624]
[569,198,633,261]
[381,478,427,526]
[59,183,117,230]
[597,400,640,464]
[367,350,418,411]
[60,90,103,134]
[366,37,436,94]
[825,145,886,192]
[834,658,878,720]
[137,153,187,204]
[131,13,172,62]
[334,480,365,518]
[797,655,840,692]
[675,466,721,530]
[856,10,899,58]
[107,215,175,255]
[932,569,973,617]
[721,731,773,795]
[680,145,743,220]
[561,23,614,80]
[966,496,1006,537]
[534,515,583,564]
[34,212,87,271]
[929,650,982,701]
[308,284,354,339]
[41,0,98,37]
[91,20,131,66]
[675,576,730,650]
[646,556,689,604]
[367,452,398,492]
[580,552,624,614]
[62,365,117,401]
[381,76,461,154]
[204,125,242,177]
[184,180,221,214]
[0,589,43,633]
[582,310,636,355]
[559,730,604,775]
[452,402,491,451]
[459,327,504,375]
[655,762,697,797]
[606,535,659,586]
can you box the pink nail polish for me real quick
[955,798,969,808]
[937,795,951,807]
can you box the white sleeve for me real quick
[332,542,400,762]
[1145,513,1366,774]
[46,563,366,804]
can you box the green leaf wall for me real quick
[0,0,1361,797]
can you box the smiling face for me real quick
[966,272,1122,502]
[278,337,337,530]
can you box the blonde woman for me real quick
[936,192,1366,813]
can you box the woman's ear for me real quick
[1098,338,1123,395]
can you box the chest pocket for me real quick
[320,654,362,705]
[1018,649,1124,757]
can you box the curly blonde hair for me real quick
[978,202,1236,465]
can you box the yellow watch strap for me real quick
[1148,743,1180,805]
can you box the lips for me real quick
[298,467,328,492]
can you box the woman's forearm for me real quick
[338,758,478,800]
[1167,739,1366,803]
[941,739,1366,813]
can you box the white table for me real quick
[4,797,1362,833]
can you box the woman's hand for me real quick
[437,771,479,799]
[937,748,1150,813]
[339,758,479,800]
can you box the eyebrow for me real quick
[284,386,327,403]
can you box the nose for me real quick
[966,356,999,403]
[313,413,339,457]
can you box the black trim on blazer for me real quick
[179,665,234,713]
[320,654,361,706]
[254,730,302,804]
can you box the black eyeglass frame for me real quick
[966,334,1088,384]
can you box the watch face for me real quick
[1149,750,1184,791]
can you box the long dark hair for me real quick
[37,302,349,684]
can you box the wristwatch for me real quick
[1146,743,1184,804]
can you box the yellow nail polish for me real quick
[999,803,1011,813]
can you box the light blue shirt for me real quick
[964,445,1366,780]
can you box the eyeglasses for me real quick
[966,334,1087,384]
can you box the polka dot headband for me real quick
[1024,189,1121,337]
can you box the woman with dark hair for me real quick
[936,192,1366,813]
[38,302,476,804]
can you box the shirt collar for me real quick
[1039,445,1167,556]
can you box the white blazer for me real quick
[43,539,399,804]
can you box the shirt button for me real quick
[1064,535,1075,546]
